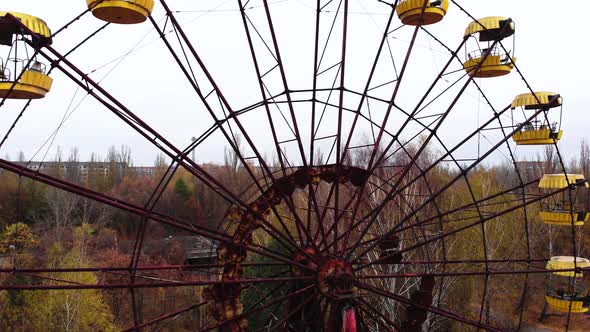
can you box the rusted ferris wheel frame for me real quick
[0,0,585,331]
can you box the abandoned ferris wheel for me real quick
[0,0,588,331]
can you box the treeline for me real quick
[0,140,588,330]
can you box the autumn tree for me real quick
[24,224,117,331]
[0,223,38,330]
[174,178,192,200]
[0,222,38,255]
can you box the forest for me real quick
[0,140,589,331]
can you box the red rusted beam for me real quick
[367,258,549,266]
[0,276,313,291]
[0,262,287,274]
[358,267,590,279]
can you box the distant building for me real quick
[9,160,260,181]
[120,235,217,268]
[514,161,545,170]
[515,161,546,177]
[164,235,217,266]
[12,161,168,180]
[131,166,157,177]
[13,161,127,183]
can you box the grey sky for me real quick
[0,0,587,168]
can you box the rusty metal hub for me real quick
[317,258,355,299]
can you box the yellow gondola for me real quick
[87,0,154,24]
[539,174,587,189]
[538,174,589,226]
[396,0,449,26]
[545,256,590,313]
[463,16,516,78]
[0,12,53,99]
[511,92,564,145]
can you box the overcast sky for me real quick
[0,0,587,168]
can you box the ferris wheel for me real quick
[0,0,588,331]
